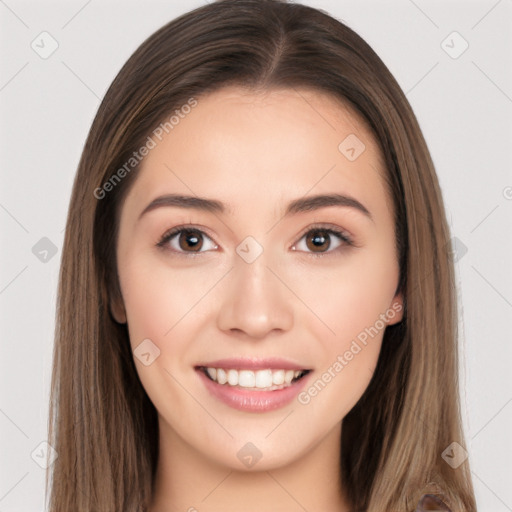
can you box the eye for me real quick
[292,225,352,256]
[156,224,353,257]
[157,227,218,255]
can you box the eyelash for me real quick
[156,223,354,258]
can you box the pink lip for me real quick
[195,357,310,371]
[196,367,312,413]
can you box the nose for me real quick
[216,253,294,339]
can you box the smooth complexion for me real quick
[111,87,403,512]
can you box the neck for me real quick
[149,417,350,512]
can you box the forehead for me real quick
[124,86,389,219]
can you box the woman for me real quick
[47,1,476,510]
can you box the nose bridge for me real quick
[216,244,294,338]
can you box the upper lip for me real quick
[195,357,311,371]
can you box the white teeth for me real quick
[206,367,216,381]
[204,367,307,389]
[239,370,256,387]
[255,369,272,388]
[272,369,285,385]
[227,369,238,386]
[216,368,227,385]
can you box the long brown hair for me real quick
[47,1,476,510]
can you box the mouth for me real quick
[194,361,313,412]
[196,366,311,391]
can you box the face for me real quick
[112,86,403,471]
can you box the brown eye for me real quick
[157,227,218,255]
[293,226,351,256]
[178,229,203,252]
[305,229,331,252]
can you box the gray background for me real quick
[1,0,511,510]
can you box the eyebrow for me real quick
[138,193,372,221]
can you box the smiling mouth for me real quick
[196,366,311,391]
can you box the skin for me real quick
[111,86,403,512]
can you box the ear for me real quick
[109,291,127,324]
[386,291,404,326]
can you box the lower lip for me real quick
[196,369,311,412]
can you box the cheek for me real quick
[288,251,397,340]
[120,260,216,348]
[294,273,388,420]
[118,263,212,428]
[288,252,396,412]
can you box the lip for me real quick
[196,366,312,413]
[195,357,310,371]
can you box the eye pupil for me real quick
[179,229,203,251]
[306,230,330,252]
